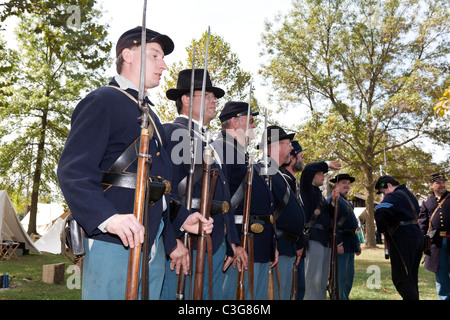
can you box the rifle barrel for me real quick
[236,161,253,300]
[175,44,196,301]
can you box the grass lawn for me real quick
[0,252,81,300]
[349,245,438,300]
[0,245,439,300]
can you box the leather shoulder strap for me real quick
[107,85,163,144]
[428,193,450,232]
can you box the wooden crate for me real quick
[42,263,65,284]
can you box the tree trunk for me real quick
[27,109,48,235]
[363,166,377,248]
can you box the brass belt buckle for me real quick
[250,223,264,234]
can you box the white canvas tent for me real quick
[354,207,366,219]
[0,190,40,254]
[33,217,65,254]
[21,202,65,235]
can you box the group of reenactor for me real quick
[57,25,450,301]
[158,65,357,300]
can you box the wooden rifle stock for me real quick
[193,146,214,300]
[328,197,340,300]
[236,162,254,300]
[125,125,153,300]
[175,164,194,300]
[268,267,274,300]
[290,261,298,300]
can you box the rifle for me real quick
[125,0,153,300]
[193,137,216,299]
[267,267,274,300]
[384,233,390,259]
[328,196,340,300]
[290,260,298,300]
[260,108,275,300]
[193,27,213,300]
[175,47,196,301]
[236,84,254,300]
[260,108,270,184]
[236,158,254,300]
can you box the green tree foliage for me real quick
[0,0,112,234]
[260,0,450,246]
[155,31,255,133]
[434,85,450,117]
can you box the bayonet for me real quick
[198,26,210,130]
[244,82,252,153]
[176,47,196,300]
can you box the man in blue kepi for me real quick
[215,101,276,300]
[280,140,307,300]
[375,175,423,300]
[262,125,305,300]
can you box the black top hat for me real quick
[375,175,399,194]
[290,140,306,156]
[330,173,355,183]
[116,26,174,57]
[430,172,448,183]
[166,69,225,101]
[219,101,259,123]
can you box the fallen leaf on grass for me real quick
[23,277,36,282]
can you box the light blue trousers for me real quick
[161,237,226,300]
[82,220,165,300]
[222,261,270,300]
[273,255,296,300]
[304,240,331,300]
[436,238,450,300]
[337,253,355,300]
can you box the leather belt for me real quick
[102,171,137,189]
[234,214,273,225]
[308,223,332,233]
[439,231,450,237]
[398,219,418,227]
[190,198,229,216]
[276,230,300,243]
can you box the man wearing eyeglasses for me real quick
[161,69,242,300]
[214,101,276,299]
